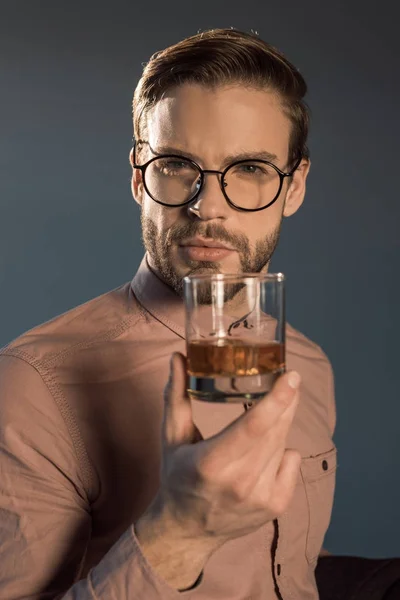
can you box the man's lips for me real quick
[178,238,235,261]
[179,237,235,250]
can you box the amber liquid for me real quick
[187,338,285,403]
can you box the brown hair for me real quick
[133,28,310,167]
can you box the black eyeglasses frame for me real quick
[132,143,302,213]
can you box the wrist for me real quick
[134,505,215,591]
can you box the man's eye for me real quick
[158,159,192,174]
[166,160,187,169]
[237,164,268,175]
[242,164,260,172]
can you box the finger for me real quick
[236,404,297,491]
[249,371,301,436]
[206,371,301,460]
[163,352,188,445]
[258,385,301,474]
[268,449,302,515]
[163,352,201,447]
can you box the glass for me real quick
[133,149,301,212]
[183,273,285,403]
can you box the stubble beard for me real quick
[141,213,283,302]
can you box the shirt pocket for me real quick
[300,446,337,564]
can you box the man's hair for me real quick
[133,28,310,167]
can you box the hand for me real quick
[160,351,301,540]
[135,352,301,589]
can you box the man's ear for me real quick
[129,148,144,206]
[283,159,311,217]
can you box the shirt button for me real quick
[322,460,328,471]
[243,401,254,411]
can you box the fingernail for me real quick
[288,371,301,389]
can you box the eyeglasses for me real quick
[132,144,302,213]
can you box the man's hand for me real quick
[135,352,301,590]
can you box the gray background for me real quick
[1,0,399,558]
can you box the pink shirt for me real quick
[0,256,337,599]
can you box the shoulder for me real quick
[286,322,331,364]
[1,281,145,367]
[286,322,333,385]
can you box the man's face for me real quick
[131,84,310,297]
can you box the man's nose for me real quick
[187,171,230,220]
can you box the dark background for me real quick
[1,1,399,558]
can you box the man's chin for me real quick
[185,261,221,273]
[175,252,241,277]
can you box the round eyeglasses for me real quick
[132,145,302,213]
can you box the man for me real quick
[0,29,336,599]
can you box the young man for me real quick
[0,29,336,599]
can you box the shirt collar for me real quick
[131,254,186,339]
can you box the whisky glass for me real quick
[184,273,285,403]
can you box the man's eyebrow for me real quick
[149,144,279,167]
[221,150,279,167]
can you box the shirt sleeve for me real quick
[0,354,189,600]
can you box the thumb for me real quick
[163,352,203,447]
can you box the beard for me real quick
[141,213,283,302]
